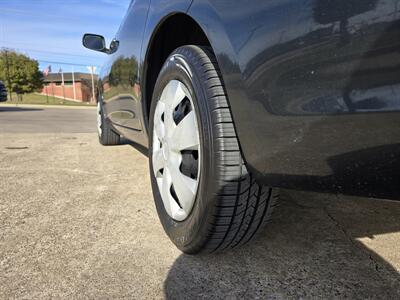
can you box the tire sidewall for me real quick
[149,48,218,253]
[98,99,120,145]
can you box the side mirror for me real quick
[82,34,108,53]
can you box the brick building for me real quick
[41,73,98,102]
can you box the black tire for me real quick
[98,100,121,146]
[149,45,278,254]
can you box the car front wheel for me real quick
[149,45,278,254]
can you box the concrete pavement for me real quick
[0,106,399,299]
[0,104,96,133]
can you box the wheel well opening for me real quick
[144,14,211,127]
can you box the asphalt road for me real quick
[0,104,399,299]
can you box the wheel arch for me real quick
[142,13,212,130]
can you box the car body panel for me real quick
[188,0,400,199]
[99,0,193,147]
[99,0,400,199]
[99,0,151,146]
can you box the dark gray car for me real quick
[83,0,400,254]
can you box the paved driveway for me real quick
[0,104,399,299]
[0,104,95,133]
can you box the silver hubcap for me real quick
[97,102,102,136]
[152,80,201,221]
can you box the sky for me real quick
[0,0,131,74]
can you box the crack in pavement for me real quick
[323,207,383,273]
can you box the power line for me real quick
[1,47,103,67]
[2,39,94,54]
[9,46,102,59]
[37,59,101,68]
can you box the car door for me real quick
[101,0,150,145]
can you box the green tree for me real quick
[0,49,43,101]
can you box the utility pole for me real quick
[45,85,49,104]
[51,81,54,101]
[4,49,13,102]
[59,67,65,102]
[87,66,96,103]
[72,66,76,101]
[61,71,65,100]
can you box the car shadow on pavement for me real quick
[125,139,149,157]
[163,190,400,299]
[0,106,43,112]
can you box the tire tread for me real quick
[177,45,278,253]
